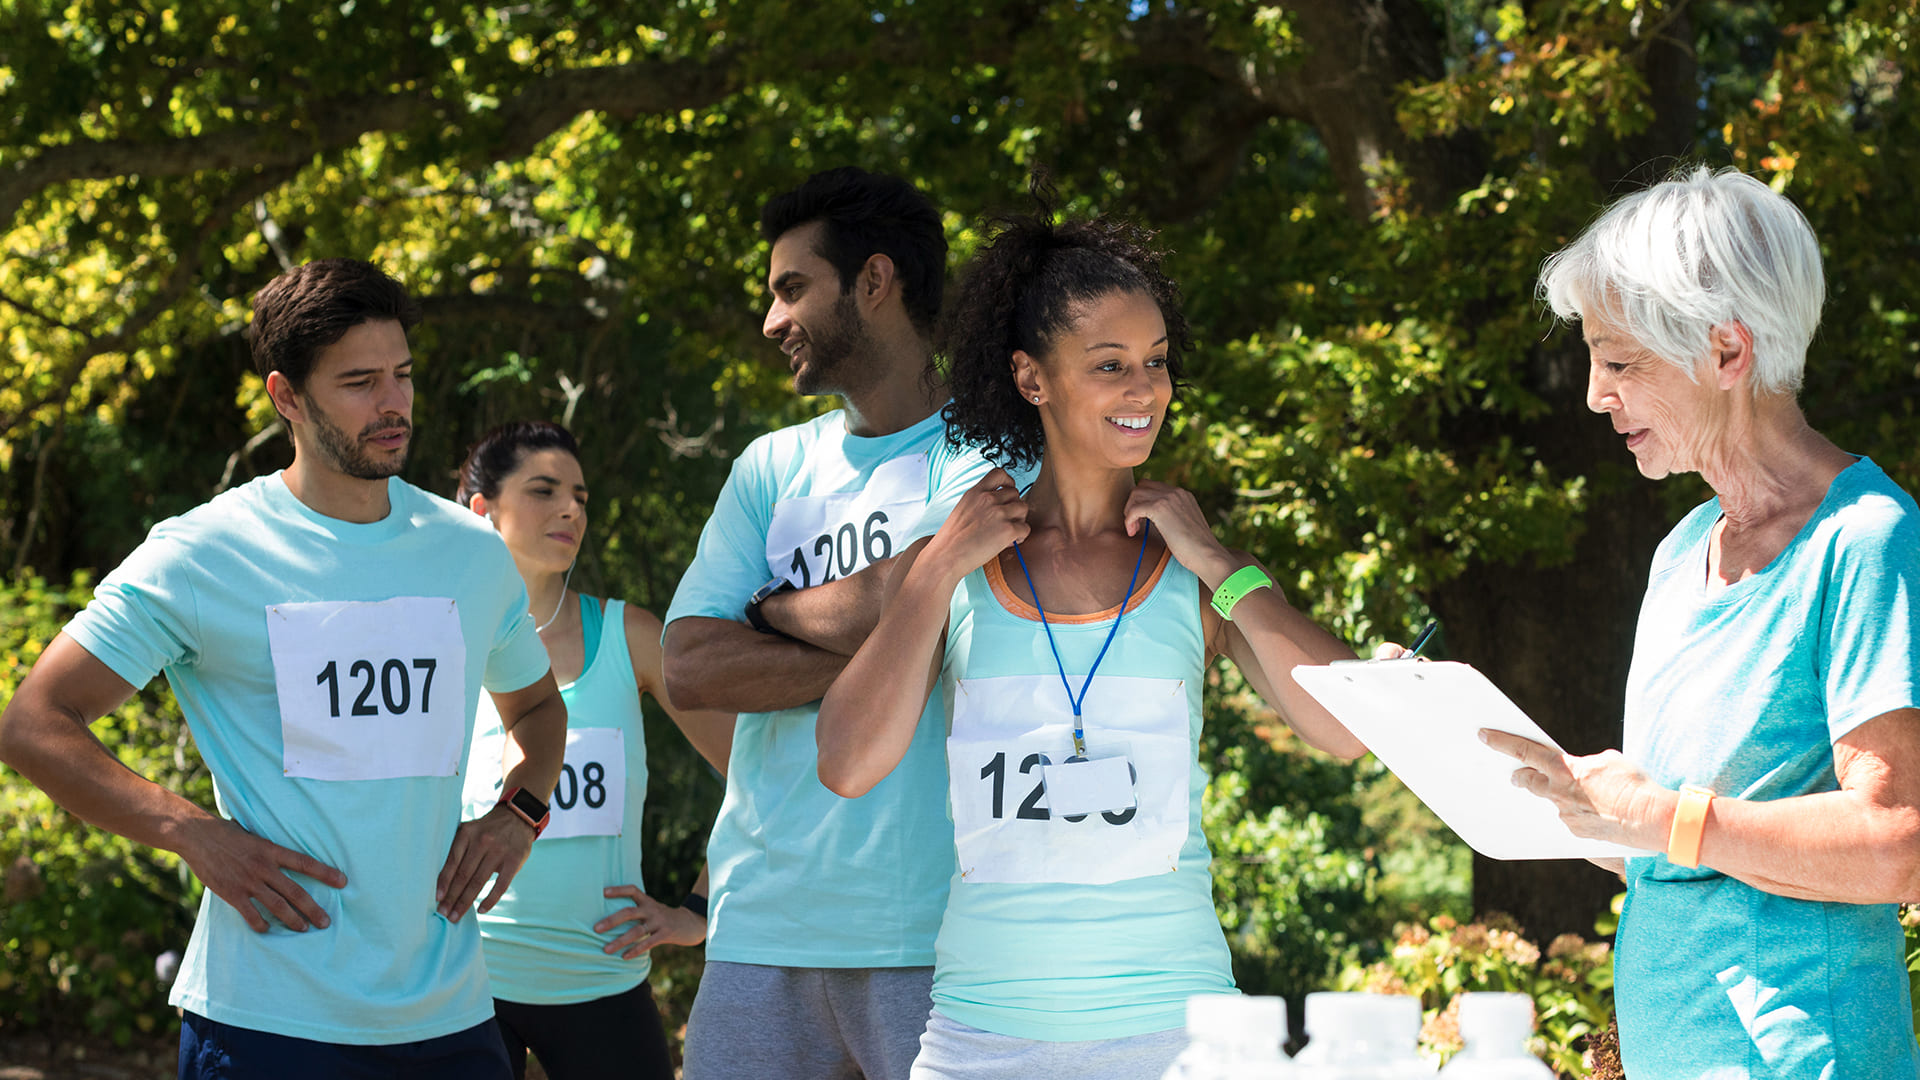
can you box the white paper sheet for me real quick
[1291,660,1651,860]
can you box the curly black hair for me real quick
[938,186,1189,471]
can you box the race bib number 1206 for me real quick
[268,597,469,781]
[764,453,930,588]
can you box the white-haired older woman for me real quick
[1483,167,1920,1079]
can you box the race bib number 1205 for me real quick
[268,597,469,781]
[947,673,1191,885]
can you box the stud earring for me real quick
[1031,396,1041,404]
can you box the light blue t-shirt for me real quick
[662,408,1012,967]
[62,474,551,1044]
[932,549,1236,1040]
[464,597,653,1004]
[1615,458,1920,1080]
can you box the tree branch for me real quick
[0,163,300,440]
[0,290,85,335]
[9,417,63,577]
[0,52,739,229]
[215,420,284,495]
[418,292,607,332]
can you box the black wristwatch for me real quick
[744,576,795,634]
[499,786,551,839]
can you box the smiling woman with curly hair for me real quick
[816,186,1366,1079]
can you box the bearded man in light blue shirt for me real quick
[663,167,1021,1080]
[0,258,568,1078]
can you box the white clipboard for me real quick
[1291,660,1651,860]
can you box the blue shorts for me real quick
[178,1010,510,1080]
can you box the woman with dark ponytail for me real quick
[818,196,1367,1076]
[455,421,732,1080]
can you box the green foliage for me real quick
[0,573,205,1045]
[1339,913,1616,1077]
[1904,905,1920,1037]
[1202,667,1469,1002]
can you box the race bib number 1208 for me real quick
[268,597,469,781]
[463,726,627,839]
[544,727,625,839]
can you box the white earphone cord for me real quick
[535,563,575,632]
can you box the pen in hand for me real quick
[1407,620,1439,659]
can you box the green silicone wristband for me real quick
[1210,564,1274,620]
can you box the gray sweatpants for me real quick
[682,961,934,1080]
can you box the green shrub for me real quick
[1336,912,1615,1078]
[1202,665,1470,1003]
[1336,901,1920,1077]
[0,573,205,1045]
[1904,904,1920,1037]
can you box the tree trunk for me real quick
[1431,336,1677,943]
[1433,12,1698,945]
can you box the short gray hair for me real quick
[1537,166,1824,394]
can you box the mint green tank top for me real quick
[931,549,1235,1041]
[461,596,654,1005]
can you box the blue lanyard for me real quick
[1011,523,1151,757]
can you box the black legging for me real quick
[492,980,675,1080]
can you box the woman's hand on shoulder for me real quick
[922,468,1030,584]
[1124,481,1234,583]
[594,883,706,959]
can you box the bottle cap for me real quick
[1457,992,1535,1048]
[1303,991,1421,1047]
[1186,992,1288,1046]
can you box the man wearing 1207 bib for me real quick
[0,259,566,1079]
[662,168,1021,1080]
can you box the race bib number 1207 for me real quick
[268,597,469,781]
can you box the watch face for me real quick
[751,576,791,604]
[510,787,550,820]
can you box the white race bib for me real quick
[946,674,1190,885]
[545,727,625,839]
[464,727,626,840]
[268,597,468,781]
[765,453,929,587]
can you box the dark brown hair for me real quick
[760,167,947,336]
[456,421,581,508]
[247,259,421,390]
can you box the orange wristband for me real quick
[1666,784,1714,868]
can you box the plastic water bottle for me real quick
[1162,993,1293,1079]
[1436,994,1552,1079]
[1292,992,1433,1078]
